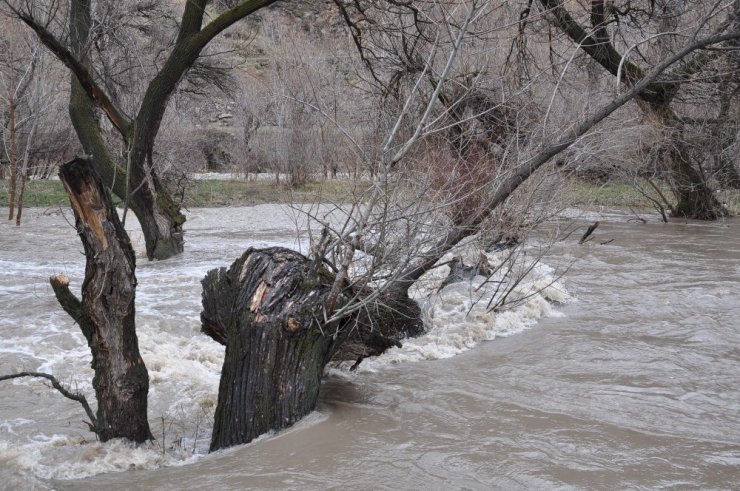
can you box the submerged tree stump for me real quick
[202,247,423,451]
[202,248,348,451]
[50,158,152,443]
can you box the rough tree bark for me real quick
[50,157,152,443]
[200,26,739,452]
[201,247,422,451]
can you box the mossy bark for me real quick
[68,0,184,260]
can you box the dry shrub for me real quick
[428,144,497,226]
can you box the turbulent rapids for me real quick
[0,206,565,484]
[1,206,738,490]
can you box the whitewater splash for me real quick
[356,247,569,372]
[0,207,567,485]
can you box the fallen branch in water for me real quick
[579,221,599,244]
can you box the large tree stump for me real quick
[201,247,423,451]
[50,158,152,443]
[202,248,348,451]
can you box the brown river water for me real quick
[0,206,738,490]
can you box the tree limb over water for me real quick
[0,371,98,433]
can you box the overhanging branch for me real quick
[393,28,740,291]
[12,9,132,136]
[0,371,98,433]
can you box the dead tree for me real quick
[49,158,152,443]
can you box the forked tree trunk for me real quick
[50,158,152,443]
[202,247,422,452]
[67,0,185,261]
[68,80,186,260]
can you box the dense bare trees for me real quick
[3,0,280,258]
[536,0,737,218]
[1,17,46,224]
[1,0,738,453]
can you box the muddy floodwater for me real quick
[1,206,738,490]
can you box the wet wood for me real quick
[579,221,600,244]
[51,158,152,443]
[202,247,347,451]
[202,247,423,451]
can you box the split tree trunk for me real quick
[50,158,152,443]
[202,247,422,452]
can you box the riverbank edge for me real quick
[1,178,738,214]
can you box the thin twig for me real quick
[0,371,97,432]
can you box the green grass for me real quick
[2,177,738,215]
[566,179,740,215]
[0,180,68,207]
[178,179,366,208]
[566,180,664,209]
[0,178,367,208]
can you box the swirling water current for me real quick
[0,206,738,490]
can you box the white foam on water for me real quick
[4,437,199,481]
[1,207,569,484]
[356,248,569,372]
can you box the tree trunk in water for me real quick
[15,173,27,226]
[654,106,725,220]
[126,161,185,260]
[67,0,184,261]
[202,247,422,452]
[50,158,152,443]
[670,144,725,219]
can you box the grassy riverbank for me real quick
[0,178,361,209]
[1,178,738,214]
[567,180,740,215]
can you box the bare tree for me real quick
[0,16,41,223]
[200,0,739,451]
[2,0,281,259]
[534,0,738,219]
